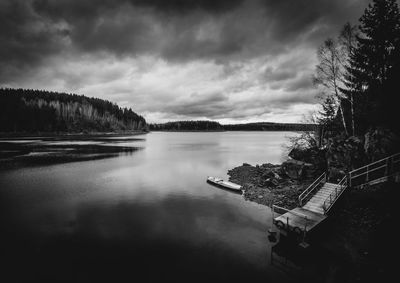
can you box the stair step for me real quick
[309,196,329,201]
[304,208,324,214]
[322,186,340,190]
[320,187,339,191]
[320,187,340,190]
[309,195,334,201]
[304,204,324,209]
[313,194,335,199]
[308,199,328,204]
[316,192,335,196]
[325,183,340,186]
[304,202,324,207]
[303,206,323,210]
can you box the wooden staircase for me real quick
[302,182,342,215]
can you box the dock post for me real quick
[271,202,274,226]
[299,217,309,249]
[349,173,352,187]
[303,218,307,242]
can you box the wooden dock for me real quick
[274,207,326,232]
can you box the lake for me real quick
[0,131,298,282]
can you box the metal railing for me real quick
[349,152,400,188]
[322,152,400,214]
[322,175,348,214]
[298,172,326,206]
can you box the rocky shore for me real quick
[227,160,319,209]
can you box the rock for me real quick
[328,167,346,183]
[364,127,400,161]
[266,178,279,187]
[326,134,365,171]
[261,169,275,179]
[289,146,327,172]
[281,159,313,180]
[273,172,282,180]
[243,163,251,166]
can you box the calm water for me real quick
[0,132,298,282]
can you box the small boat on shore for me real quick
[207,176,242,192]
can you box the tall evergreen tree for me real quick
[342,0,400,134]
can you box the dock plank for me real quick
[274,207,327,232]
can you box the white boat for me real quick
[207,176,242,192]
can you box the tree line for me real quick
[0,88,147,133]
[150,121,223,131]
[149,121,315,131]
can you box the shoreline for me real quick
[0,131,148,138]
[227,162,315,209]
[0,135,144,170]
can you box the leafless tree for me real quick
[313,38,349,135]
[339,22,358,136]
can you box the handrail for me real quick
[323,152,400,214]
[349,152,400,187]
[298,172,326,206]
[323,175,348,214]
[349,152,400,175]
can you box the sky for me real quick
[0,0,371,123]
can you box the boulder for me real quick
[364,127,400,161]
[289,146,326,172]
[281,159,314,180]
[326,134,365,171]
[266,178,280,187]
[328,167,346,183]
[261,169,275,179]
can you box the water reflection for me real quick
[0,132,298,282]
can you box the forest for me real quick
[150,120,223,131]
[223,122,315,131]
[149,121,315,131]
[0,88,147,133]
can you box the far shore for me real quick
[149,129,303,132]
[0,131,148,138]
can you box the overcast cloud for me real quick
[0,0,370,123]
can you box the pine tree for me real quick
[342,0,400,134]
[318,95,337,128]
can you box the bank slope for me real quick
[0,88,147,133]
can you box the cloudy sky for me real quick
[1,0,370,123]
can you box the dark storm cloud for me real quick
[0,0,69,80]
[160,87,316,119]
[1,0,369,66]
[0,0,372,122]
[128,0,244,13]
[285,74,314,92]
[164,92,233,117]
[264,67,297,82]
